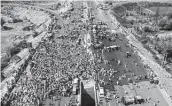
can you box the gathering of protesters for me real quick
[1,2,99,106]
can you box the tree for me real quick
[10,46,21,56]
[1,47,12,70]
[1,56,10,70]
[1,18,6,26]
[32,31,38,38]
[166,20,172,31]
[143,26,152,32]
[159,19,167,29]
[12,18,23,23]
[167,13,172,19]
[155,41,165,54]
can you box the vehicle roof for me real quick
[73,78,78,84]
[100,88,104,94]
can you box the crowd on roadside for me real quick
[1,4,99,106]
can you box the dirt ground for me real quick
[1,20,32,54]
[107,81,169,106]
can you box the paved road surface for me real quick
[87,1,148,90]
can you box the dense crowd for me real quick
[1,3,99,106]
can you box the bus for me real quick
[99,87,104,98]
[72,78,79,95]
[73,85,77,95]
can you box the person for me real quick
[117,81,119,85]
[117,60,121,65]
[125,64,128,68]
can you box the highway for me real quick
[86,0,148,89]
[86,0,172,106]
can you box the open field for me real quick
[149,7,172,15]
[134,82,169,106]
[1,21,32,54]
[106,81,169,106]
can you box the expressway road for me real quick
[86,1,148,90]
[87,1,172,106]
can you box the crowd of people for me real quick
[1,3,100,106]
[27,11,97,104]
[1,1,137,106]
